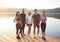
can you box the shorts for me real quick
[27,24,32,26]
[34,24,40,28]
[16,23,21,34]
[41,23,46,32]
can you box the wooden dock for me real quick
[0,33,60,42]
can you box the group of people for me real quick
[14,8,47,41]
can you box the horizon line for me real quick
[0,7,60,10]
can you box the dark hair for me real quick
[16,11,20,17]
[42,11,45,13]
[34,9,37,11]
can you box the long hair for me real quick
[16,11,20,17]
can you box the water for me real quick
[46,17,60,39]
[0,17,60,39]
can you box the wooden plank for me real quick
[0,36,8,42]
[0,35,16,42]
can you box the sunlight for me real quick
[0,0,59,9]
[0,17,15,34]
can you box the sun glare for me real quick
[0,0,59,9]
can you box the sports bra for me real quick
[41,16,46,20]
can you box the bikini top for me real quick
[16,16,21,21]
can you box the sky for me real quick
[0,0,60,9]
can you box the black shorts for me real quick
[27,24,32,26]
[41,23,46,32]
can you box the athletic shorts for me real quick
[34,24,40,28]
[41,23,46,32]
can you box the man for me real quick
[20,8,26,37]
[32,9,40,38]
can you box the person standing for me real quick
[26,12,32,37]
[14,11,22,39]
[41,11,47,41]
[20,8,26,37]
[32,9,40,38]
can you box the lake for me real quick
[0,17,60,39]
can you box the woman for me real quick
[26,12,32,37]
[14,11,22,39]
[41,11,47,41]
